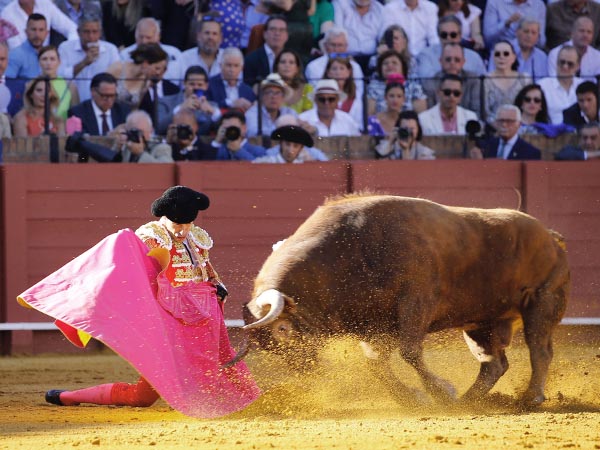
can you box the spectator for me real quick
[0,41,14,137]
[206,47,255,112]
[562,80,599,128]
[243,15,288,88]
[482,0,546,49]
[67,72,130,136]
[145,0,198,50]
[514,83,550,134]
[304,27,365,96]
[54,0,101,26]
[119,18,184,87]
[239,0,269,51]
[253,124,328,163]
[437,0,484,50]
[538,45,583,123]
[5,13,46,79]
[489,18,548,81]
[38,45,79,120]
[157,65,220,136]
[367,81,406,137]
[207,109,266,160]
[205,0,244,48]
[484,40,531,124]
[58,13,120,102]
[369,25,412,75]
[180,16,223,79]
[0,18,19,44]
[470,104,541,159]
[547,17,600,80]
[0,0,77,49]
[309,0,334,46]
[555,121,600,160]
[415,15,486,80]
[323,55,363,131]
[380,0,439,58]
[275,48,313,113]
[245,73,296,137]
[546,0,600,50]
[165,108,214,160]
[418,73,478,135]
[101,0,150,49]
[298,78,361,137]
[375,109,435,159]
[421,42,481,115]
[13,76,65,136]
[110,110,173,162]
[368,50,427,114]
[0,41,26,119]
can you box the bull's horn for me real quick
[243,289,285,330]
[222,334,250,368]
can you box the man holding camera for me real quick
[166,109,214,161]
[207,109,266,160]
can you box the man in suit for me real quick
[243,15,288,88]
[562,81,599,129]
[471,104,541,160]
[68,72,130,136]
[555,121,600,160]
[207,47,256,112]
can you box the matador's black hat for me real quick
[151,186,210,224]
[270,125,314,148]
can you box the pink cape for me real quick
[17,229,261,418]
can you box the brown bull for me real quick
[230,194,570,406]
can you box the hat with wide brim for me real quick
[307,79,347,103]
[270,125,314,148]
[260,73,294,102]
[151,186,210,224]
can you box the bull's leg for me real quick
[461,320,513,402]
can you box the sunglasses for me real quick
[443,56,462,63]
[494,50,511,57]
[439,31,459,39]
[523,96,542,104]
[558,59,577,68]
[317,96,338,104]
[441,88,461,98]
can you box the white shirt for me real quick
[0,76,11,114]
[91,99,114,133]
[120,43,183,86]
[58,39,121,102]
[538,76,584,124]
[332,0,384,55]
[380,0,440,57]
[1,0,78,49]
[264,44,276,73]
[180,48,224,79]
[298,107,361,137]
[547,41,600,81]
[305,55,364,97]
[497,133,519,159]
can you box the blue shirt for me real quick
[214,140,266,160]
[5,40,42,79]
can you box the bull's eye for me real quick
[271,319,294,342]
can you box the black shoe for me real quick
[45,390,66,406]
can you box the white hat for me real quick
[260,73,293,102]
[308,79,347,103]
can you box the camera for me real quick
[176,124,194,140]
[126,128,141,143]
[397,127,411,140]
[224,126,241,141]
[465,120,482,140]
[65,132,121,163]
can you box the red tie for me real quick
[101,113,109,135]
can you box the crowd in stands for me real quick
[1,0,600,162]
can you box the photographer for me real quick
[166,109,214,161]
[208,109,266,160]
[375,110,436,160]
[113,110,173,163]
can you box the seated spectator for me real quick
[5,13,45,79]
[309,0,334,50]
[206,47,256,112]
[58,13,120,102]
[243,15,288,88]
[482,0,546,49]
[157,65,220,136]
[180,14,224,79]
[421,42,481,115]
[253,124,328,163]
[38,45,79,120]
[380,0,439,58]
[119,18,183,87]
[0,42,14,138]
[323,55,363,131]
[101,0,150,49]
[546,0,600,50]
[207,109,266,160]
[274,49,313,113]
[488,18,548,82]
[414,15,486,80]
[547,17,600,81]
[245,73,296,138]
[54,0,101,27]
[368,24,412,75]
[418,73,478,136]
[563,81,599,129]
[146,0,201,50]
[165,108,215,161]
[13,76,65,137]
[538,45,584,124]
[368,50,427,115]
[375,109,435,159]
[68,72,130,136]
[514,84,550,134]
[484,40,531,124]
[437,0,483,50]
[555,121,600,160]
[298,79,361,137]
[367,80,405,137]
[111,110,173,162]
[470,104,541,160]
[239,1,269,52]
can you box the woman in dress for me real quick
[324,55,363,130]
[13,76,65,137]
[367,81,405,137]
[37,45,79,121]
[275,49,314,113]
[437,0,484,50]
[514,84,550,134]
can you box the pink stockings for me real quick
[59,377,159,407]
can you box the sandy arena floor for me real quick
[1,329,600,450]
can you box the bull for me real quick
[229,194,569,406]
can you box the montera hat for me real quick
[270,125,314,148]
[151,186,210,224]
[308,79,347,102]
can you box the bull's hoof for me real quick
[519,391,546,409]
[426,378,458,404]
